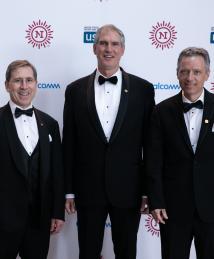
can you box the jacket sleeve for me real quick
[146,106,166,211]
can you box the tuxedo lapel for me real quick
[173,93,194,153]
[34,109,50,182]
[196,89,214,150]
[87,71,107,143]
[109,70,129,143]
[3,104,28,178]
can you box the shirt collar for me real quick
[9,100,33,116]
[95,68,122,85]
[182,89,204,104]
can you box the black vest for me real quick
[19,141,41,227]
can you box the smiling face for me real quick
[177,55,210,101]
[93,28,125,77]
[5,66,37,108]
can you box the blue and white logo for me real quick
[153,82,180,90]
[38,82,61,89]
[210,27,214,44]
[84,26,98,43]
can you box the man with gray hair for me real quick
[63,24,155,259]
[147,47,214,259]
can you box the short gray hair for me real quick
[177,47,210,73]
[94,24,125,47]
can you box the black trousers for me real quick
[160,212,214,259]
[0,222,50,259]
[77,204,141,259]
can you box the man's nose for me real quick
[20,79,28,88]
[105,43,113,51]
[187,71,194,80]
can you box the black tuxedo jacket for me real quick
[0,104,64,231]
[147,89,214,223]
[63,69,154,208]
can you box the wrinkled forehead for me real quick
[179,55,206,67]
[98,28,121,41]
[10,66,35,78]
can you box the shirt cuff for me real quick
[66,194,75,199]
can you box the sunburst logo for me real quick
[26,20,53,49]
[149,21,177,50]
[145,214,160,237]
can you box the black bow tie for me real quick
[98,75,118,85]
[183,100,203,113]
[15,107,34,118]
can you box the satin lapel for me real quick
[3,104,28,178]
[196,89,214,150]
[34,109,50,182]
[173,92,194,153]
[87,71,107,143]
[109,70,129,143]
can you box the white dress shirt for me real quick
[95,69,122,142]
[182,90,204,153]
[9,100,39,156]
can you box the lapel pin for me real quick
[124,89,128,93]
[205,119,209,124]
[41,123,44,126]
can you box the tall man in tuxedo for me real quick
[147,47,214,259]
[63,24,155,259]
[0,60,64,259]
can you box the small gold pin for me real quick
[124,89,128,93]
[205,119,209,124]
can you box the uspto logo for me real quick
[84,26,98,43]
[145,214,160,237]
[149,21,177,50]
[26,20,53,49]
[210,27,214,44]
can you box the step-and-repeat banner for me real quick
[0,0,213,258]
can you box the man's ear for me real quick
[5,81,10,92]
[93,44,97,55]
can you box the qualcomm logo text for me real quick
[153,83,180,90]
[38,83,61,89]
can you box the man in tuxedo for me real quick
[63,24,155,259]
[147,47,214,259]
[0,60,64,259]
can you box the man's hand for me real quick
[151,209,168,224]
[65,198,76,214]
[140,197,149,214]
[50,219,64,234]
